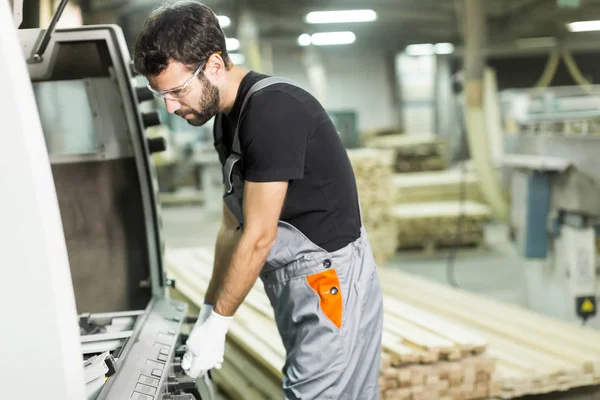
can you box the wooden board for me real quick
[393,169,484,204]
[165,247,496,400]
[347,148,397,264]
[392,201,491,251]
[365,134,450,173]
[376,267,600,398]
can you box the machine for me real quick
[500,86,600,328]
[2,1,212,399]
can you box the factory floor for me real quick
[161,204,529,308]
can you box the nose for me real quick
[164,98,181,114]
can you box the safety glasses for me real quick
[147,62,205,100]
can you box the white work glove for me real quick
[195,303,213,327]
[181,310,233,379]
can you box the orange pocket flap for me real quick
[306,269,342,329]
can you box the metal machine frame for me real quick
[6,8,207,396]
[501,86,600,327]
[21,25,166,294]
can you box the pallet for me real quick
[392,201,490,252]
[397,237,484,254]
[365,134,449,173]
[165,247,497,400]
[393,168,484,205]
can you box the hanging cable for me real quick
[446,76,469,289]
[446,158,468,289]
[561,50,594,94]
[534,48,561,88]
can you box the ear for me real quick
[204,52,226,83]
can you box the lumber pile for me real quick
[165,247,497,400]
[365,134,449,173]
[361,127,404,144]
[393,169,484,205]
[376,268,600,399]
[392,201,491,251]
[347,148,397,264]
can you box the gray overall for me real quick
[218,77,384,400]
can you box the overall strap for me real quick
[224,76,298,194]
[231,76,298,155]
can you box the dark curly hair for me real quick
[133,0,231,75]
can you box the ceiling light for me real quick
[405,43,435,56]
[309,31,356,46]
[298,34,312,46]
[226,38,240,51]
[567,20,600,32]
[434,43,454,54]
[305,9,377,24]
[229,53,246,64]
[218,15,231,28]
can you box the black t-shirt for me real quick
[213,71,361,252]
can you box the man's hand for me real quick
[182,310,233,378]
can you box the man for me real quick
[133,1,383,398]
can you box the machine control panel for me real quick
[98,297,189,400]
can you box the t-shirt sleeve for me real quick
[239,90,311,182]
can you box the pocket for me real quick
[306,269,343,329]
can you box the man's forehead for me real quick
[147,60,192,90]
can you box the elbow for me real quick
[252,228,278,253]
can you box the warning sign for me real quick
[582,299,595,313]
[576,296,597,319]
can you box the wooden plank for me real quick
[382,331,427,364]
[346,148,397,263]
[223,340,284,398]
[376,267,600,398]
[384,296,487,353]
[165,248,499,400]
[377,268,600,374]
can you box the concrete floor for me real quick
[388,221,529,307]
[161,205,529,308]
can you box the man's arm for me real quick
[204,202,242,305]
[213,180,288,316]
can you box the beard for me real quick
[175,74,220,126]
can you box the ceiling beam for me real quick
[491,0,557,38]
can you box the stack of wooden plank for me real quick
[361,127,404,144]
[347,148,397,264]
[166,247,600,400]
[376,268,600,399]
[165,247,497,400]
[393,169,484,205]
[365,134,448,173]
[392,201,491,252]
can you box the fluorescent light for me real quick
[308,31,356,46]
[434,43,454,54]
[515,37,556,48]
[218,15,231,28]
[229,53,246,64]
[305,9,376,24]
[567,20,600,32]
[226,38,240,51]
[298,34,312,47]
[405,43,434,56]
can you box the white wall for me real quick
[270,45,400,134]
[396,53,436,135]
